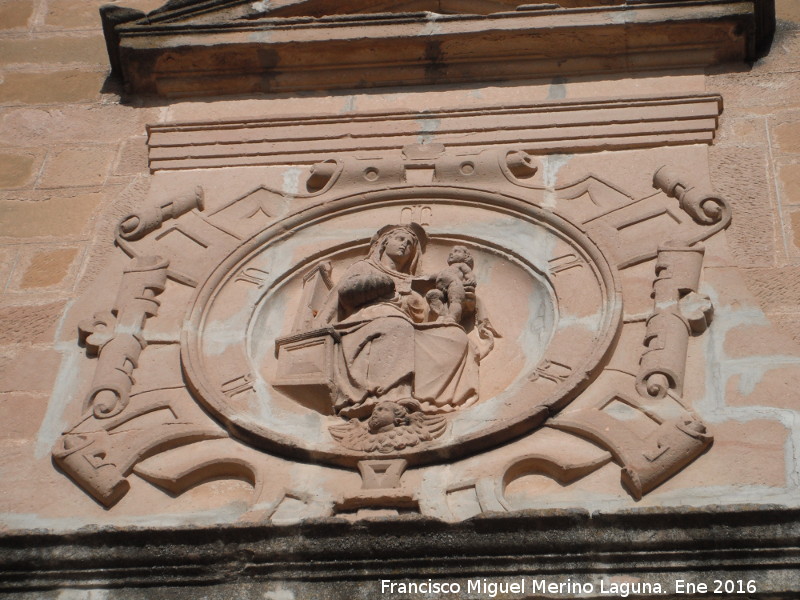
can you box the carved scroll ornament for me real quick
[54,253,225,506]
[54,145,731,515]
[637,245,713,399]
[78,256,168,418]
[636,167,727,400]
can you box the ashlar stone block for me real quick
[39,146,113,188]
[0,0,34,30]
[0,149,42,188]
[16,246,79,289]
[0,191,104,238]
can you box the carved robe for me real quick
[317,258,479,418]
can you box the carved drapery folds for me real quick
[275,223,487,440]
[54,143,730,516]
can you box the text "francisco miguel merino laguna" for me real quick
[380,578,665,597]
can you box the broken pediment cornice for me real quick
[101,0,775,98]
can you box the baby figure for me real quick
[426,245,476,324]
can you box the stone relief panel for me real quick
[53,142,730,519]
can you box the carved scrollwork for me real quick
[637,246,713,399]
[53,389,227,507]
[80,256,168,418]
[620,415,712,499]
[633,166,728,401]
[305,159,340,193]
[550,370,713,501]
[56,144,731,514]
[52,430,130,506]
[117,186,204,241]
[653,165,732,245]
[505,150,538,179]
[78,310,117,356]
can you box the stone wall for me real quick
[1,0,164,524]
[1,0,799,595]
[708,0,800,339]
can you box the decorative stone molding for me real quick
[77,255,168,419]
[2,507,799,597]
[146,94,724,171]
[54,143,730,514]
[101,0,773,97]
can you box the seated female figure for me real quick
[314,223,480,419]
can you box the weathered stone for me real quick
[777,0,800,23]
[726,367,800,410]
[0,191,104,238]
[0,348,61,394]
[773,119,800,154]
[0,440,94,517]
[708,71,800,111]
[0,150,41,188]
[17,247,78,289]
[39,146,114,188]
[0,392,48,440]
[52,143,740,510]
[780,162,800,202]
[708,146,776,267]
[113,136,149,175]
[659,420,788,490]
[769,313,800,346]
[723,322,800,358]
[0,0,798,595]
[0,35,107,67]
[0,246,15,290]
[756,27,800,74]
[110,1,765,98]
[148,94,723,171]
[1,507,800,598]
[0,0,34,30]
[714,115,767,148]
[0,301,66,345]
[45,0,171,29]
[0,105,160,147]
[0,71,104,105]
[743,266,800,310]
[790,209,800,250]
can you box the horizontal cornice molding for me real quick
[2,505,799,596]
[147,92,722,171]
[105,0,773,98]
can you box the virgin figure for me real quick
[314,224,480,418]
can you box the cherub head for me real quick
[367,401,411,433]
[447,245,474,269]
[329,399,447,453]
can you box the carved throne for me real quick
[273,261,339,414]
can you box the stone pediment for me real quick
[142,0,547,22]
[101,0,775,98]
